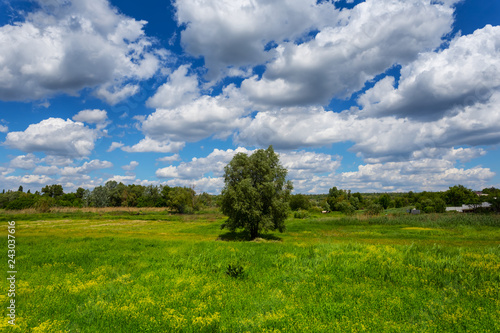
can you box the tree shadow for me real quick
[216,231,282,242]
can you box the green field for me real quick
[1,210,500,332]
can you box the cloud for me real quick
[156,147,249,180]
[4,118,103,157]
[73,109,108,124]
[333,161,495,193]
[156,147,342,193]
[236,96,500,163]
[236,107,357,149]
[121,137,185,153]
[105,175,137,184]
[122,161,139,171]
[94,84,140,105]
[411,147,487,164]
[175,0,339,79]
[33,165,61,176]
[107,142,125,152]
[157,154,181,162]
[60,159,113,176]
[358,25,500,120]
[0,125,8,133]
[0,167,14,177]
[9,154,40,169]
[240,0,457,106]
[0,0,166,104]
[42,155,74,166]
[280,151,342,180]
[146,65,199,109]
[141,83,251,142]
[3,174,54,187]
[165,177,225,194]
[153,146,494,194]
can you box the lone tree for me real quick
[220,146,293,240]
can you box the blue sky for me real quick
[0,0,499,194]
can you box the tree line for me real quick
[1,182,499,214]
[288,185,500,215]
[0,181,216,213]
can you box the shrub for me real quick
[289,194,312,211]
[35,197,56,213]
[225,264,245,279]
[293,210,309,219]
[337,201,356,216]
[366,203,384,216]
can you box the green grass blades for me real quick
[1,212,499,332]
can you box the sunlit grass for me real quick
[1,211,499,332]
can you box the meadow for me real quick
[1,209,499,332]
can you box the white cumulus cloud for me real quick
[9,154,40,170]
[73,109,108,124]
[175,0,339,79]
[4,118,102,157]
[240,0,457,106]
[142,83,251,142]
[358,25,500,120]
[61,159,113,176]
[121,137,185,153]
[122,161,139,171]
[0,0,167,104]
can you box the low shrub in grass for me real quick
[225,263,245,279]
[293,210,309,219]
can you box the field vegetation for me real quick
[1,208,499,332]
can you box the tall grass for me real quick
[1,212,499,332]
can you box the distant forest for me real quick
[1,182,499,214]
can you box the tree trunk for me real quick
[250,225,259,240]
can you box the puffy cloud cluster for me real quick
[157,154,181,163]
[156,147,249,180]
[358,25,500,120]
[176,0,457,104]
[4,118,103,157]
[153,147,494,194]
[73,109,109,129]
[0,0,166,104]
[60,160,113,176]
[120,137,185,153]
[175,0,339,79]
[156,148,340,193]
[242,0,457,106]
[142,69,251,143]
[127,67,252,148]
[122,161,139,171]
[2,0,498,193]
[235,90,500,163]
[2,174,55,189]
[9,154,40,170]
[335,161,494,193]
[1,155,114,192]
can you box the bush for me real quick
[5,194,37,210]
[366,203,384,216]
[337,201,356,216]
[225,264,245,279]
[289,194,312,211]
[35,197,56,213]
[293,210,309,219]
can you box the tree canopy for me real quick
[220,146,293,239]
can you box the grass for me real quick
[1,210,499,332]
